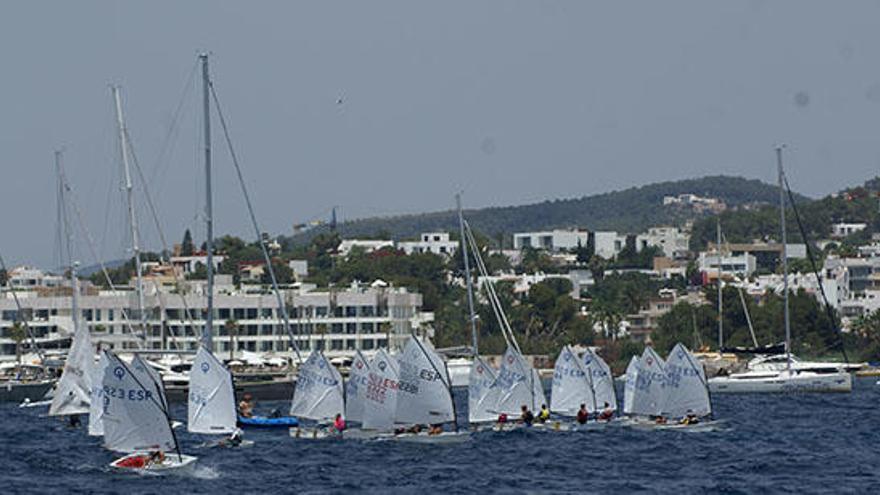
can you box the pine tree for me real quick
[181,229,194,256]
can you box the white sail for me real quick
[362,349,399,431]
[49,326,94,416]
[290,350,344,422]
[132,354,169,411]
[530,368,546,411]
[468,355,497,424]
[395,336,454,425]
[629,347,666,417]
[89,352,111,436]
[102,352,176,453]
[345,350,370,423]
[662,343,711,418]
[550,345,590,416]
[188,346,237,434]
[623,356,639,415]
[490,346,544,415]
[583,348,617,413]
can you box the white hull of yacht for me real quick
[747,355,863,374]
[110,453,198,473]
[708,370,852,393]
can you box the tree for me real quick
[9,322,26,364]
[224,319,238,361]
[181,229,195,256]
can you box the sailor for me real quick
[680,410,700,425]
[653,415,668,425]
[333,413,346,433]
[576,404,589,425]
[238,393,254,418]
[68,414,81,428]
[520,405,535,426]
[598,402,614,421]
[227,428,244,447]
[428,424,443,436]
[537,404,551,423]
[149,451,166,466]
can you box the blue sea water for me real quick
[2,377,880,494]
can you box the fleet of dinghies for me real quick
[550,345,617,419]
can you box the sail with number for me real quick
[88,352,111,436]
[345,350,370,423]
[49,325,94,416]
[290,350,344,422]
[188,346,237,434]
[623,356,639,415]
[468,356,497,424]
[629,347,666,417]
[132,354,169,411]
[550,345,589,416]
[487,345,545,415]
[395,336,454,426]
[362,349,399,431]
[662,343,711,419]
[582,348,616,413]
[101,351,176,453]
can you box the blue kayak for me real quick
[238,415,300,428]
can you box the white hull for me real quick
[289,427,342,440]
[748,354,863,374]
[390,431,471,444]
[709,370,852,393]
[110,453,198,473]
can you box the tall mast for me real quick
[112,86,147,345]
[777,145,791,373]
[716,218,723,352]
[457,194,478,355]
[201,53,214,351]
[56,150,81,341]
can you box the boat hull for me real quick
[0,380,54,403]
[237,415,299,428]
[110,453,198,473]
[708,371,852,393]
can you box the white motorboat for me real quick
[747,354,863,374]
[708,369,852,393]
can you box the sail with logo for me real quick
[582,347,616,413]
[622,356,639,415]
[48,322,94,417]
[188,346,237,435]
[290,350,344,423]
[89,352,111,436]
[486,345,545,416]
[468,355,497,424]
[550,345,590,416]
[662,343,711,419]
[362,348,400,432]
[345,350,370,423]
[395,336,455,427]
[627,347,666,418]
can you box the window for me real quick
[362,339,374,350]
[360,306,375,317]
[219,308,230,320]
[331,323,343,334]
[377,339,388,348]
[346,339,356,350]
[315,306,328,317]
[233,308,245,320]
[331,339,343,350]
[345,306,357,317]
[346,322,357,334]
[261,308,273,319]
[361,322,375,333]
[246,308,257,320]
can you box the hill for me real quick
[286,175,809,245]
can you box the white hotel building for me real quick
[0,277,428,362]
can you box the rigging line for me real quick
[124,127,199,336]
[208,81,303,364]
[60,172,137,338]
[147,60,199,189]
[720,231,759,348]
[781,172,849,364]
[0,252,45,362]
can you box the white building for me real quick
[170,254,226,274]
[0,282,426,361]
[397,232,458,256]
[636,227,690,258]
[513,229,589,252]
[5,266,64,289]
[288,260,308,280]
[831,222,867,239]
[594,231,628,259]
[337,239,395,257]
[698,251,756,279]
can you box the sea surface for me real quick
[2,377,879,494]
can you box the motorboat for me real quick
[708,368,852,393]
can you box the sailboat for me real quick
[359,348,400,435]
[623,347,666,422]
[344,350,370,424]
[48,265,93,422]
[88,352,111,436]
[467,355,498,425]
[622,356,639,416]
[708,147,852,393]
[289,350,344,438]
[103,351,196,472]
[188,346,248,446]
[653,343,715,429]
[550,345,590,417]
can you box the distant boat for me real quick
[289,350,344,439]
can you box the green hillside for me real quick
[286,175,809,245]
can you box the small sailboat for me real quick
[467,355,498,426]
[48,303,93,422]
[344,350,370,425]
[624,347,666,422]
[653,343,715,430]
[480,345,546,431]
[102,351,196,472]
[582,347,617,415]
[188,346,248,447]
[355,348,400,438]
[289,350,344,439]
[550,345,590,417]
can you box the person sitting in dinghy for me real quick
[239,394,254,418]
[576,404,589,424]
[497,413,509,426]
[536,404,551,424]
[598,403,614,422]
[680,410,700,425]
[333,414,346,433]
[520,405,535,426]
[428,424,443,436]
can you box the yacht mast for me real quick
[457,194,478,355]
[200,53,214,351]
[112,86,147,345]
[716,218,723,352]
[56,150,81,344]
[777,146,791,373]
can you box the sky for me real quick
[3,1,880,269]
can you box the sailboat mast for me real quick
[716,218,723,352]
[457,194,478,355]
[56,150,81,340]
[777,146,791,372]
[201,53,214,351]
[112,86,147,345]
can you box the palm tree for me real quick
[225,319,238,361]
[9,322,26,364]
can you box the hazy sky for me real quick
[4,1,880,268]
